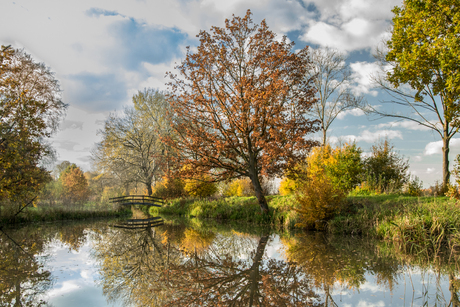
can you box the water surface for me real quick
[1,217,459,306]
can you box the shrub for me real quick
[295,146,347,230]
[223,178,254,197]
[327,143,363,192]
[153,177,186,199]
[403,175,423,197]
[184,176,218,198]
[301,143,363,193]
[295,169,345,230]
[446,184,460,200]
[362,139,409,193]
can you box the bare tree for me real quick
[306,47,363,146]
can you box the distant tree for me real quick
[53,161,72,179]
[166,10,318,213]
[306,47,363,145]
[60,164,89,204]
[367,0,460,190]
[0,45,66,209]
[93,91,168,196]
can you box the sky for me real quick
[1,0,458,187]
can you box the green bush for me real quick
[361,139,409,193]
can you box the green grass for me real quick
[152,195,301,228]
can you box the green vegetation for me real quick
[0,203,131,225]
[152,195,300,229]
[153,193,460,255]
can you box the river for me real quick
[1,215,459,306]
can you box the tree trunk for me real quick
[442,131,450,191]
[322,128,327,147]
[250,174,269,213]
[146,181,153,196]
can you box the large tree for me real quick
[167,10,318,212]
[306,47,363,146]
[0,46,66,208]
[368,0,460,190]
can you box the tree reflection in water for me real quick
[284,232,460,307]
[0,227,53,307]
[94,224,321,306]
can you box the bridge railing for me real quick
[109,195,164,207]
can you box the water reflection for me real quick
[1,218,460,306]
[0,227,53,306]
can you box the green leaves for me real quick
[387,0,460,120]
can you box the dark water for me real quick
[1,216,459,307]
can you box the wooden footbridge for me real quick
[109,195,164,207]
[109,195,165,229]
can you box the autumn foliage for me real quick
[60,164,90,204]
[166,10,318,213]
[0,45,66,208]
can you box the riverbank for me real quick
[153,194,460,251]
[0,205,131,226]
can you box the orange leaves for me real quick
[61,165,90,203]
[166,10,318,187]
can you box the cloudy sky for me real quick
[1,0,458,187]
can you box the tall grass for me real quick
[329,195,460,254]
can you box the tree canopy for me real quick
[93,90,169,195]
[0,46,66,207]
[166,10,318,212]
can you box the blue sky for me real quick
[1,0,458,187]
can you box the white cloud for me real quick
[329,129,402,145]
[424,138,460,155]
[336,107,365,120]
[51,106,109,170]
[357,301,385,307]
[350,61,379,96]
[46,281,80,298]
[357,129,403,143]
[427,167,435,174]
[412,155,423,162]
[300,0,402,52]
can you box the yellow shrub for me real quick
[295,170,345,230]
[279,177,296,196]
[224,178,254,197]
[184,176,218,198]
[295,146,349,230]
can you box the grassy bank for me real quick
[153,194,460,252]
[0,205,131,225]
[330,194,460,252]
[152,195,300,228]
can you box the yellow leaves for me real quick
[279,177,296,196]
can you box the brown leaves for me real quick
[166,10,319,194]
